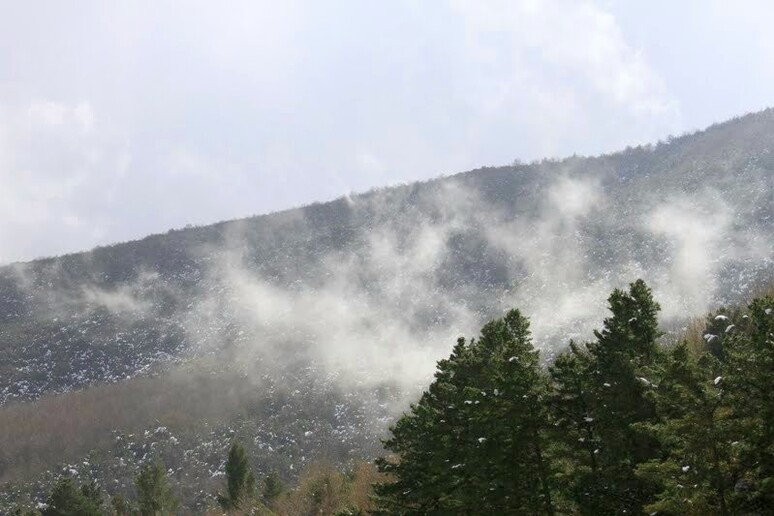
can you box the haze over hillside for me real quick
[2,108,773,402]
[1,109,773,510]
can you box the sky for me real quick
[0,0,772,265]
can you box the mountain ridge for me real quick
[4,106,772,269]
[2,107,774,405]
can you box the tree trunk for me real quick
[532,427,555,516]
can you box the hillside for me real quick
[1,109,773,511]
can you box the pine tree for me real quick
[374,337,471,514]
[217,442,256,512]
[135,461,178,516]
[723,295,774,511]
[548,342,601,511]
[576,279,662,514]
[262,471,284,506]
[41,477,102,516]
[699,308,739,360]
[375,310,557,514]
[636,343,734,515]
[111,494,132,516]
[80,481,103,513]
[475,310,556,515]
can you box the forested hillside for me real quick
[1,109,774,513]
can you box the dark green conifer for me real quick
[41,477,102,516]
[110,494,132,516]
[261,471,284,506]
[637,343,733,515]
[135,461,178,516]
[375,310,556,514]
[565,279,662,514]
[217,442,256,512]
[548,342,601,509]
[723,296,774,511]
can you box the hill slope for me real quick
[0,109,773,509]
[2,108,773,403]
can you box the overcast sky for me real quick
[1,0,772,264]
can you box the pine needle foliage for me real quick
[217,442,256,512]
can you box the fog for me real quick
[172,163,773,393]
[2,123,772,408]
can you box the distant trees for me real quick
[25,460,179,516]
[110,494,132,516]
[217,442,256,512]
[135,461,178,516]
[14,447,374,515]
[41,477,102,516]
[261,471,284,506]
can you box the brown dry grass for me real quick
[0,360,257,483]
[680,316,709,355]
[269,460,383,516]
[751,279,774,300]
[198,460,383,516]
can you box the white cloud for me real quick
[450,0,680,159]
[0,100,125,263]
[548,176,603,219]
[645,193,733,319]
[8,0,774,265]
[704,1,774,87]
[27,100,69,127]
